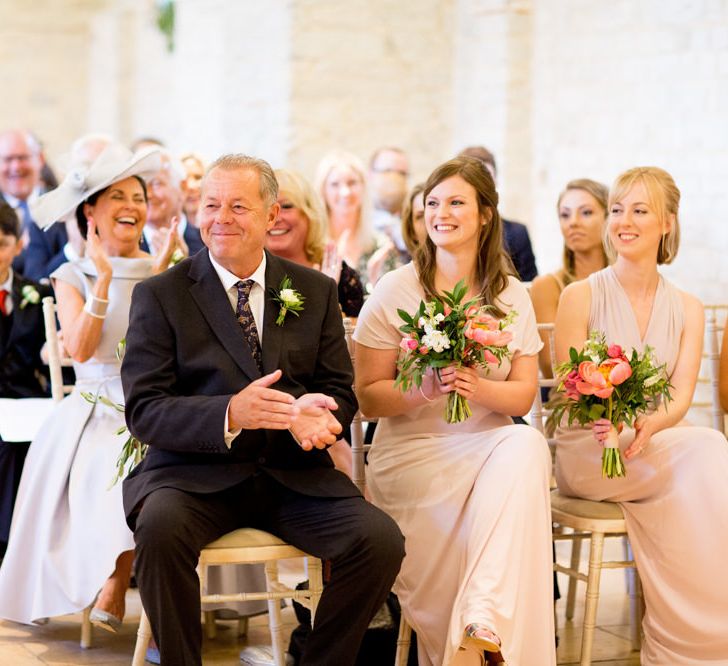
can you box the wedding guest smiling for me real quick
[354,156,555,666]
[0,143,176,632]
[530,178,609,378]
[554,166,728,664]
[268,168,364,319]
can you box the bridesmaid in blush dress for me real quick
[554,166,728,664]
[354,156,555,666]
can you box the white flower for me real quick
[279,288,301,307]
[20,285,40,309]
[421,330,451,353]
[643,373,663,388]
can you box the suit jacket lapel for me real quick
[188,250,262,381]
[262,251,284,374]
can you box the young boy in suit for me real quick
[0,200,51,558]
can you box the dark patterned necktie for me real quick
[235,280,263,372]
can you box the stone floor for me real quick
[0,539,641,665]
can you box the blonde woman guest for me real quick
[180,152,205,227]
[268,169,364,318]
[555,166,728,664]
[400,183,426,258]
[530,179,609,378]
[316,150,402,290]
[355,156,555,666]
[0,143,178,630]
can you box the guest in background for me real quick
[355,156,555,666]
[22,133,114,282]
[459,146,537,281]
[141,150,204,257]
[530,178,609,378]
[0,144,175,631]
[368,146,411,262]
[400,182,426,258]
[269,169,364,319]
[0,202,51,560]
[555,166,728,664]
[180,152,205,228]
[316,150,396,290]
[0,129,65,279]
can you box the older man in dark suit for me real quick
[121,154,404,666]
[0,202,51,557]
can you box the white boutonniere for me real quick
[270,276,305,326]
[19,285,40,309]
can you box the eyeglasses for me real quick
[1,154,35,165]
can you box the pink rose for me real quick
[607,344,623,359]
[418,345,429,355]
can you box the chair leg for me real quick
[630,568,644,652]
[580,532,606,666]
[203,610,217,639]
[265,561,286,666]
[132,608,153,666]
[307,557,323,627]
[238,615,249,637]
[566,532,583,621]
[394,615,412,666]
[80,606,92,649]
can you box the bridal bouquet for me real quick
[395,280,516,423]
[547,332,672,478]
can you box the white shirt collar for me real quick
[208,251,267,292]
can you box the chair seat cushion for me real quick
[551,489,626,525]
[204,528,288,550]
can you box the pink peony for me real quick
[483,349,498,364]
[576,361,614,398]
[603,358,632,385]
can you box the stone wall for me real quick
[1,0,726,301]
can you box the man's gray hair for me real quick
[205,154,278,207]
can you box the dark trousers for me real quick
[133,472,404,666]
[0,440,30,557]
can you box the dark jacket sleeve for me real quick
[503,219,538,282]
[121,278,233,454]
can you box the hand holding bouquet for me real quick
[547,332,671,478]
[394,280,516,423]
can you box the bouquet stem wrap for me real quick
[602,426,625,478]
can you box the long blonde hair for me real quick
[274,169,328,265]
[314,150,373,250]
[416,156,514,317]
[606,166,681,265]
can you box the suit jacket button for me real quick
[258,457,266,464]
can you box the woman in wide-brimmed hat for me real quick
[0,142,179,630]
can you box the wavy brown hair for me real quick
[416,156,515,317]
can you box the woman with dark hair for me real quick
[400,182,426,258]
[530,178,609,378]
[555,166,728,664]
[354,156,555,666]
[0,143,176,631]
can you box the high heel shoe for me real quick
[89,607,123,633]
[461,623,503,656]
